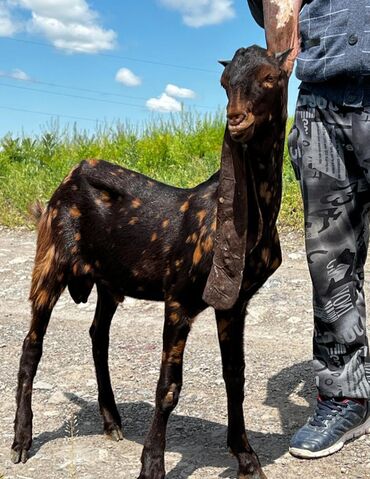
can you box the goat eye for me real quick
[261,75,275,88]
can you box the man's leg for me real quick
[288,91,370,458]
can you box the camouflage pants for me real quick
[288,89,370,399]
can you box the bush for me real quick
[0,113,302,228]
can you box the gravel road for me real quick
[0,227,369,479]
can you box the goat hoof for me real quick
[137,473,165,479]
[11,447,29,464]
[105,427,123,441]
[238,471,267,479]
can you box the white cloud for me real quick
[159,0,234,27]
[115,68,141,87]
[9,0,117,53]
[165,83,195,99]
[146,93,182,113]
[0,1,19,35]
[0,68,31,80]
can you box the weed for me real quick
[64,413,79,479]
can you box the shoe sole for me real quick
[289,415,370,459]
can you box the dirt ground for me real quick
[0,227,369,479]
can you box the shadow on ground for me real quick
[22,360,317,478]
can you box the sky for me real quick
[0,0,300,137]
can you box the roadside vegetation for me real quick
[0,113,302,228]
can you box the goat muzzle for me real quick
[227,110,255,141]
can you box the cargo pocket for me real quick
[288,124,301,181]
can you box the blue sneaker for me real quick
[289,397,370,459]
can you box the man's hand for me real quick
[262,0,302,77]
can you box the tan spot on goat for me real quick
[162,219,170,229]
[132,198,142,209]
[83,264,93,274]
[163,383,177,407]
[180,201,189,213]
[29,331,38,343]
[169,312,180,324]
[34,288,51,309]
[167,340,186,364]
[168,301,181,310]
[70,205,81,218]
[193,243,202,265]
[203,236,213,253]
[175,259,183,270]
[196,210,207,225]
[87,159,99,167]
[151,232,158,242]
[129,217,139,225]
[100,190,111,203]
[74,232,81,242]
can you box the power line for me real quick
[0,105,101,123]
[0,81,147,109]
[0,80,218,111]
[3,37,219,74]
[0,73,149,100]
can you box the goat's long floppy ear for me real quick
[203,127,263,310]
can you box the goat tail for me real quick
[29,207,67,312]
[28,200,45,225]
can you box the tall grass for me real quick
[0,112,302,228]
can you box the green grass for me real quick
[0,112,303,228]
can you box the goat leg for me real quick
[138,300,192,479]
[11,306,53,463]
[90,284,122,440]
[216,302,267,479]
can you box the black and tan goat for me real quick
[11,45,289,479]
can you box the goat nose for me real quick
[227,112,246,126]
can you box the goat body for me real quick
[11,46,289,479]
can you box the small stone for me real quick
[288,252,304,260]
[9,257,29,265]
[34,381,53,390]
[48,390,67,404]
[287,316,301,324]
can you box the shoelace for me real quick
[309,399,349,427]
